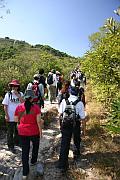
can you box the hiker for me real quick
[2,79,24,153]
[26,74,44,108]
[75,81,86,107]
[47,69,57,104]
[70,73,78,87]
[75,81,86,136]
[57,80,70,106]
[14,90,44,179]
[57,86,85,171]
[38,68,47,94]
[56,71,63,97]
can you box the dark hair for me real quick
[61,80,70,94]
[51,69,56,74]
[39,68,44,75]
[24,98,33,114]
[69,86,79,96]
[34,76,39,81]
[75,81,80,87]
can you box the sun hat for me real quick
[9,79,20,86]
[24,90,37,99]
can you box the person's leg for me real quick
[50,85,55,103]
[31,135,40,164]
[58,128,72,169]
[52,86,57,101]
[13,122,20,146]
[7,122,14,149]
[73,121,81,158]
[20,136,30,176]
[48,85,52,103]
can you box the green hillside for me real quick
[0,37,79,95]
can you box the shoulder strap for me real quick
[8,91,12,100]
[65,99,70,105]
[72,98,80,106]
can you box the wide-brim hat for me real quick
[24,90,37,99]
[9,79,20,86]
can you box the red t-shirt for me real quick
[15,103,41,136]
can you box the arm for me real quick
[3,105,9,122]
[37,114,44,138]
[77,102,86,136]
[14,116,19,122]
[81,119,86,137]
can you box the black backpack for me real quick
[47,74,53,85]
[62,99,80,128]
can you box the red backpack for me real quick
[31,81,40,102]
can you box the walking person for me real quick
[2,79,24,153]
[57,86,85,172]
[38,68,47,95]
[27,74,44,108]
[14,90,44,179]
[47,69,57,104]
[57,80,70,106]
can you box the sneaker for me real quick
[22,176,27,180]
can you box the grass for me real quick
[82,83,120,179]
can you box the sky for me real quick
[0,0,120,57]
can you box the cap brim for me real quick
[9,83,20,86]
[24,95,37,99]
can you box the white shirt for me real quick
[2,91,23,122]
[71,79,75,87]
[58,95,85,120]
[52,73,57,86]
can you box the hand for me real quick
[5,115,9,122]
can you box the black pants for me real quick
[20,135,40,176]
[59,121,81,168]
[7,122,19,149]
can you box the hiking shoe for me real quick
[22,176,27,180]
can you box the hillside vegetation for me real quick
[0,17,120,135]
[0,37,79,94]
[81,18,120,134]
[0,37,79,128]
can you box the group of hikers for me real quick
[2,67,87,179]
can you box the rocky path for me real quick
[0,100,119,180]
[0,101,60,180]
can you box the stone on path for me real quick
[13,162,44,180]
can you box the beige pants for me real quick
[48,85,56,103]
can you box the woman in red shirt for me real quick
[14,90,43,179]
